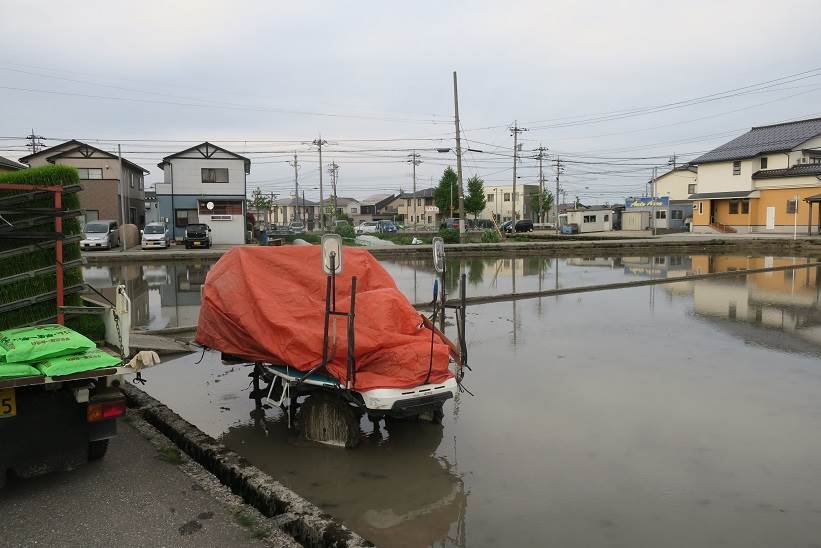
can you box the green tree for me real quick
[530,189,554,223]
[247,187,272,219]
[433,167,459,218]
[464,175,487,220]
[574,195,583,208]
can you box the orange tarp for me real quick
[195,246,452,390]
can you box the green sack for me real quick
[0,362,42,379]
[0,324,96,364]
[35,349,121,377]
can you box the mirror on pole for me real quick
[432,237,445,273]
[321,233,343,274]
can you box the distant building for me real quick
[689,117,821,233]
[559,206,613,233]
[623,196,691,232]
[354,193,396,224]
[319,196,360,221]
[20,140,148,226]
[482,184,540,222]
[144,190,161,224]
[272,196,320,228]
[385,188,439,226]
[0,155,25,173]
[155,142,250,244]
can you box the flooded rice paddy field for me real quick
[87,254,821,547]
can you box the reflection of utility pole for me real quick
[408,151,422,230]
[509,122,527,223]
[289,154,300,222]
[312,137,327,229]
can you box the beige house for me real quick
[20,140,148,226]
[689,117,821,234]
[385,188,439,226]
[273,196,320,228]
[482,184,540,222]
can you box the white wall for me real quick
[166,153,246,195]
[566,209,612,232]
[201,214,244,244]
[695,160,755,194]
[654,169,697,200]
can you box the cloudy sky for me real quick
[2,0,820,203]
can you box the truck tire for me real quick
[299,394,360,448]
[88,440,109,461]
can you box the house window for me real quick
[729,200,739,214]
[406,199,411,207]
[671,209,683,220]
[350,207,357,214]
[688,184,696,194]
[417,198,422,206]
[732,161,741,175]
[138,175,143,190]
[129,172,134,189]
[698,202,704,215]
[604,214,609,222]
[741,199,749,214]
[487,194,494,202]
[760,157,768,169]
[201,168,229,183]
[504,193,511,202]
[583,215,596,223]
[199,200,242,215]
[787,198,798,214]
[77,168,103,180]
[654,257,666,265]
[427,216,432,224]
[655,210,666,219]
[175,209,198,228]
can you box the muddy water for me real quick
[90,255,821,547]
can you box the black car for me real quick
[184,223,212,249]
[501,219,534,234]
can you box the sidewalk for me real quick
[0,417,294,548]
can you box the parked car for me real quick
[468,219,495,230]
[377,220,398,233]
[81,220,119,251]
[500,220,535,234]
[288,221,306,233]
[140,222,170,249]
[183,223,212,249]
[356,221,380,235]
[439,217,461,230]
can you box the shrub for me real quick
[333,223,356,240]
[481,229,501,243]
[438,228,460,244]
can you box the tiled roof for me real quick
[692,117,821,164]
[751,164,821,179]
[688,190,757,200]
[398,187,435,198]
[0,155,25,170]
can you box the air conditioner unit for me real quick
[210,214,232,221]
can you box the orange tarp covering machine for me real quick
[195,246,453,391]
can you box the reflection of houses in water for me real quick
[687,256,821,350]
[156,262,213,328]
[565,257,619,268]
[82,263,150,327]
[619,255,821,352]
[219,416,466,547]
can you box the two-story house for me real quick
[386,188,439,226]
[689,118,821,233]
[272,196,320,228]
[319,196,360,222]
[19,140,148,226]
[155,142,250,244]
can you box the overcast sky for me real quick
[2,0,820,203]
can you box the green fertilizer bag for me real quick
[0,324,96,364]
[34,349,121,378]
[0,362,42,379]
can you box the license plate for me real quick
[194,242,201,246]
[0,388,16,418]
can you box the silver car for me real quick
[81,220,120,250]
[141,222,170,249]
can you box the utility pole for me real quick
[669,153,677,170]
[25,130,45,154]
[536,145,548,223]
[117,144,126,251]
[509,121,527,224]
[408,151,422,230]
[327,161,339,223]
[554,157,564,234]
[289,154,299,222]
[312,137,327,230]
[452,71,466,238]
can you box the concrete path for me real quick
[0,418,293,548]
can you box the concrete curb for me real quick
[122,384,374,548]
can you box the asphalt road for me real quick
[0,420,272,548]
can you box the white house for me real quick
[155,142,250,244]
[559,207,613,233]
[482,184,540,222]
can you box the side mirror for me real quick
[140,229,144,235]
